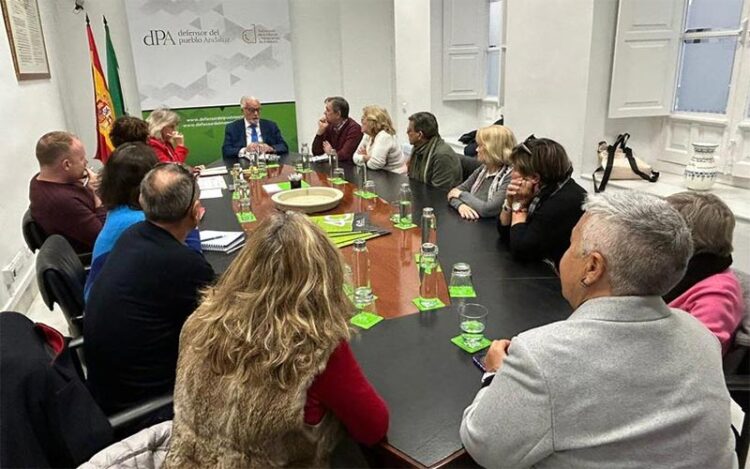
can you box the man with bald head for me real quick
[85,163,215,426]
[222,96,288,164]
[29,131,106,253]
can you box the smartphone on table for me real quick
[472,352,487,372]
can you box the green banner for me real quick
[143,102,298,166]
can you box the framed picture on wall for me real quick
[1,0,50,80]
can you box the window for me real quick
[442,0,506,103]
[610,0,750,184]
[674,0,744,113]
[485,0,506,102]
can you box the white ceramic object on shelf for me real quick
[684,142,719,191]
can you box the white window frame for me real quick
[611,0,750,186]
[483,0,507,106]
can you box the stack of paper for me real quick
[200,230,245,254]
[199,167,229,177]
[308,213,390,248]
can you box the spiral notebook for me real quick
[200,230,245,253]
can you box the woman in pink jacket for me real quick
[664,192,744,354]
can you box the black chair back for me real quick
[458,154,481,181]
[725,269,750,467]
[36,235,86,337]
[22,209,47,253]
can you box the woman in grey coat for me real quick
[447,125,516,219]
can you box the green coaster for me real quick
[353,191,378,199]
[412,297,446,311]
[449,286,477,298]
[232,191,240,200]
[450,335,491,353]
[330,178,348,185]
[351,311,384,329]
[266,163,280,169]
[393,221,417,230]
[236,212,256,223]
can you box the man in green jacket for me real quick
[406,112,463,191]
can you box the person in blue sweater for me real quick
[84,143,202,299]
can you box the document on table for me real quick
[199,188,223,199]
[198,176,227,191]
[199,166,228,176]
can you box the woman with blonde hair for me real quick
[353,105,405,173]
[146,107,189,163]
[164,212,389,468]
[447,125,516,219]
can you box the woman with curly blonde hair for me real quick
[353,105,405,173]
[164,212,389,468]
[448,125,517,219]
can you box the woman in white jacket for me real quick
[353,105,406,173]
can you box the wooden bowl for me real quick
[271,187,344,214]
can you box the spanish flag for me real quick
[86,15,115,163]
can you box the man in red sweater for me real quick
[29,131,106,253]
[312,96,363,161]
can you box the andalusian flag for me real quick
[104,16,125,117]
[86,15,115,163]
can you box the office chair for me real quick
[458,154,481,181]
[36,235,86,337]
[22,208,47,252]
[726,269,750,468]
[0,312,173,468]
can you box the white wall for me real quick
[0,1,70,307]
[289,0,397,150]
[44,1,141,161]
[503,0,596,173]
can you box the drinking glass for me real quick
[333,167,346,181]
[459,303,488,348]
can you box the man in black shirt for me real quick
[85,163,215,419]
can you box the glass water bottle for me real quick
[421,207,437,245]
[399,183,413,225]
[419,243,439,307]
[352,239,374,309]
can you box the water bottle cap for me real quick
[452,262,471,274]
[422,207,434,215]
[353,239,367,249]
[421,242,437,254]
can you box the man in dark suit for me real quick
[222,96,288,163]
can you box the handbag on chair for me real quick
[592,133,659,193]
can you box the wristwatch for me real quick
[511,202,528,213]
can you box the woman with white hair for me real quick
[664,191,743,355]
[461,191,736,468]
[146,108,189,163]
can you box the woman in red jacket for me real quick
[146,108,188,163]
[165,212,389,468]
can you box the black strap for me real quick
[592,133,659,193]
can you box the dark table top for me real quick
[199,156,572,467]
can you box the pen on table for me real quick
[200,235,223,242]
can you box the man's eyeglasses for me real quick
[153,162,198,218]
[517,134,537,156]
[243,106,261,113]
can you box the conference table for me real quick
[199,155,572,468]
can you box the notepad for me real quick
[199,167,229,177]
[199,230,245,253]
